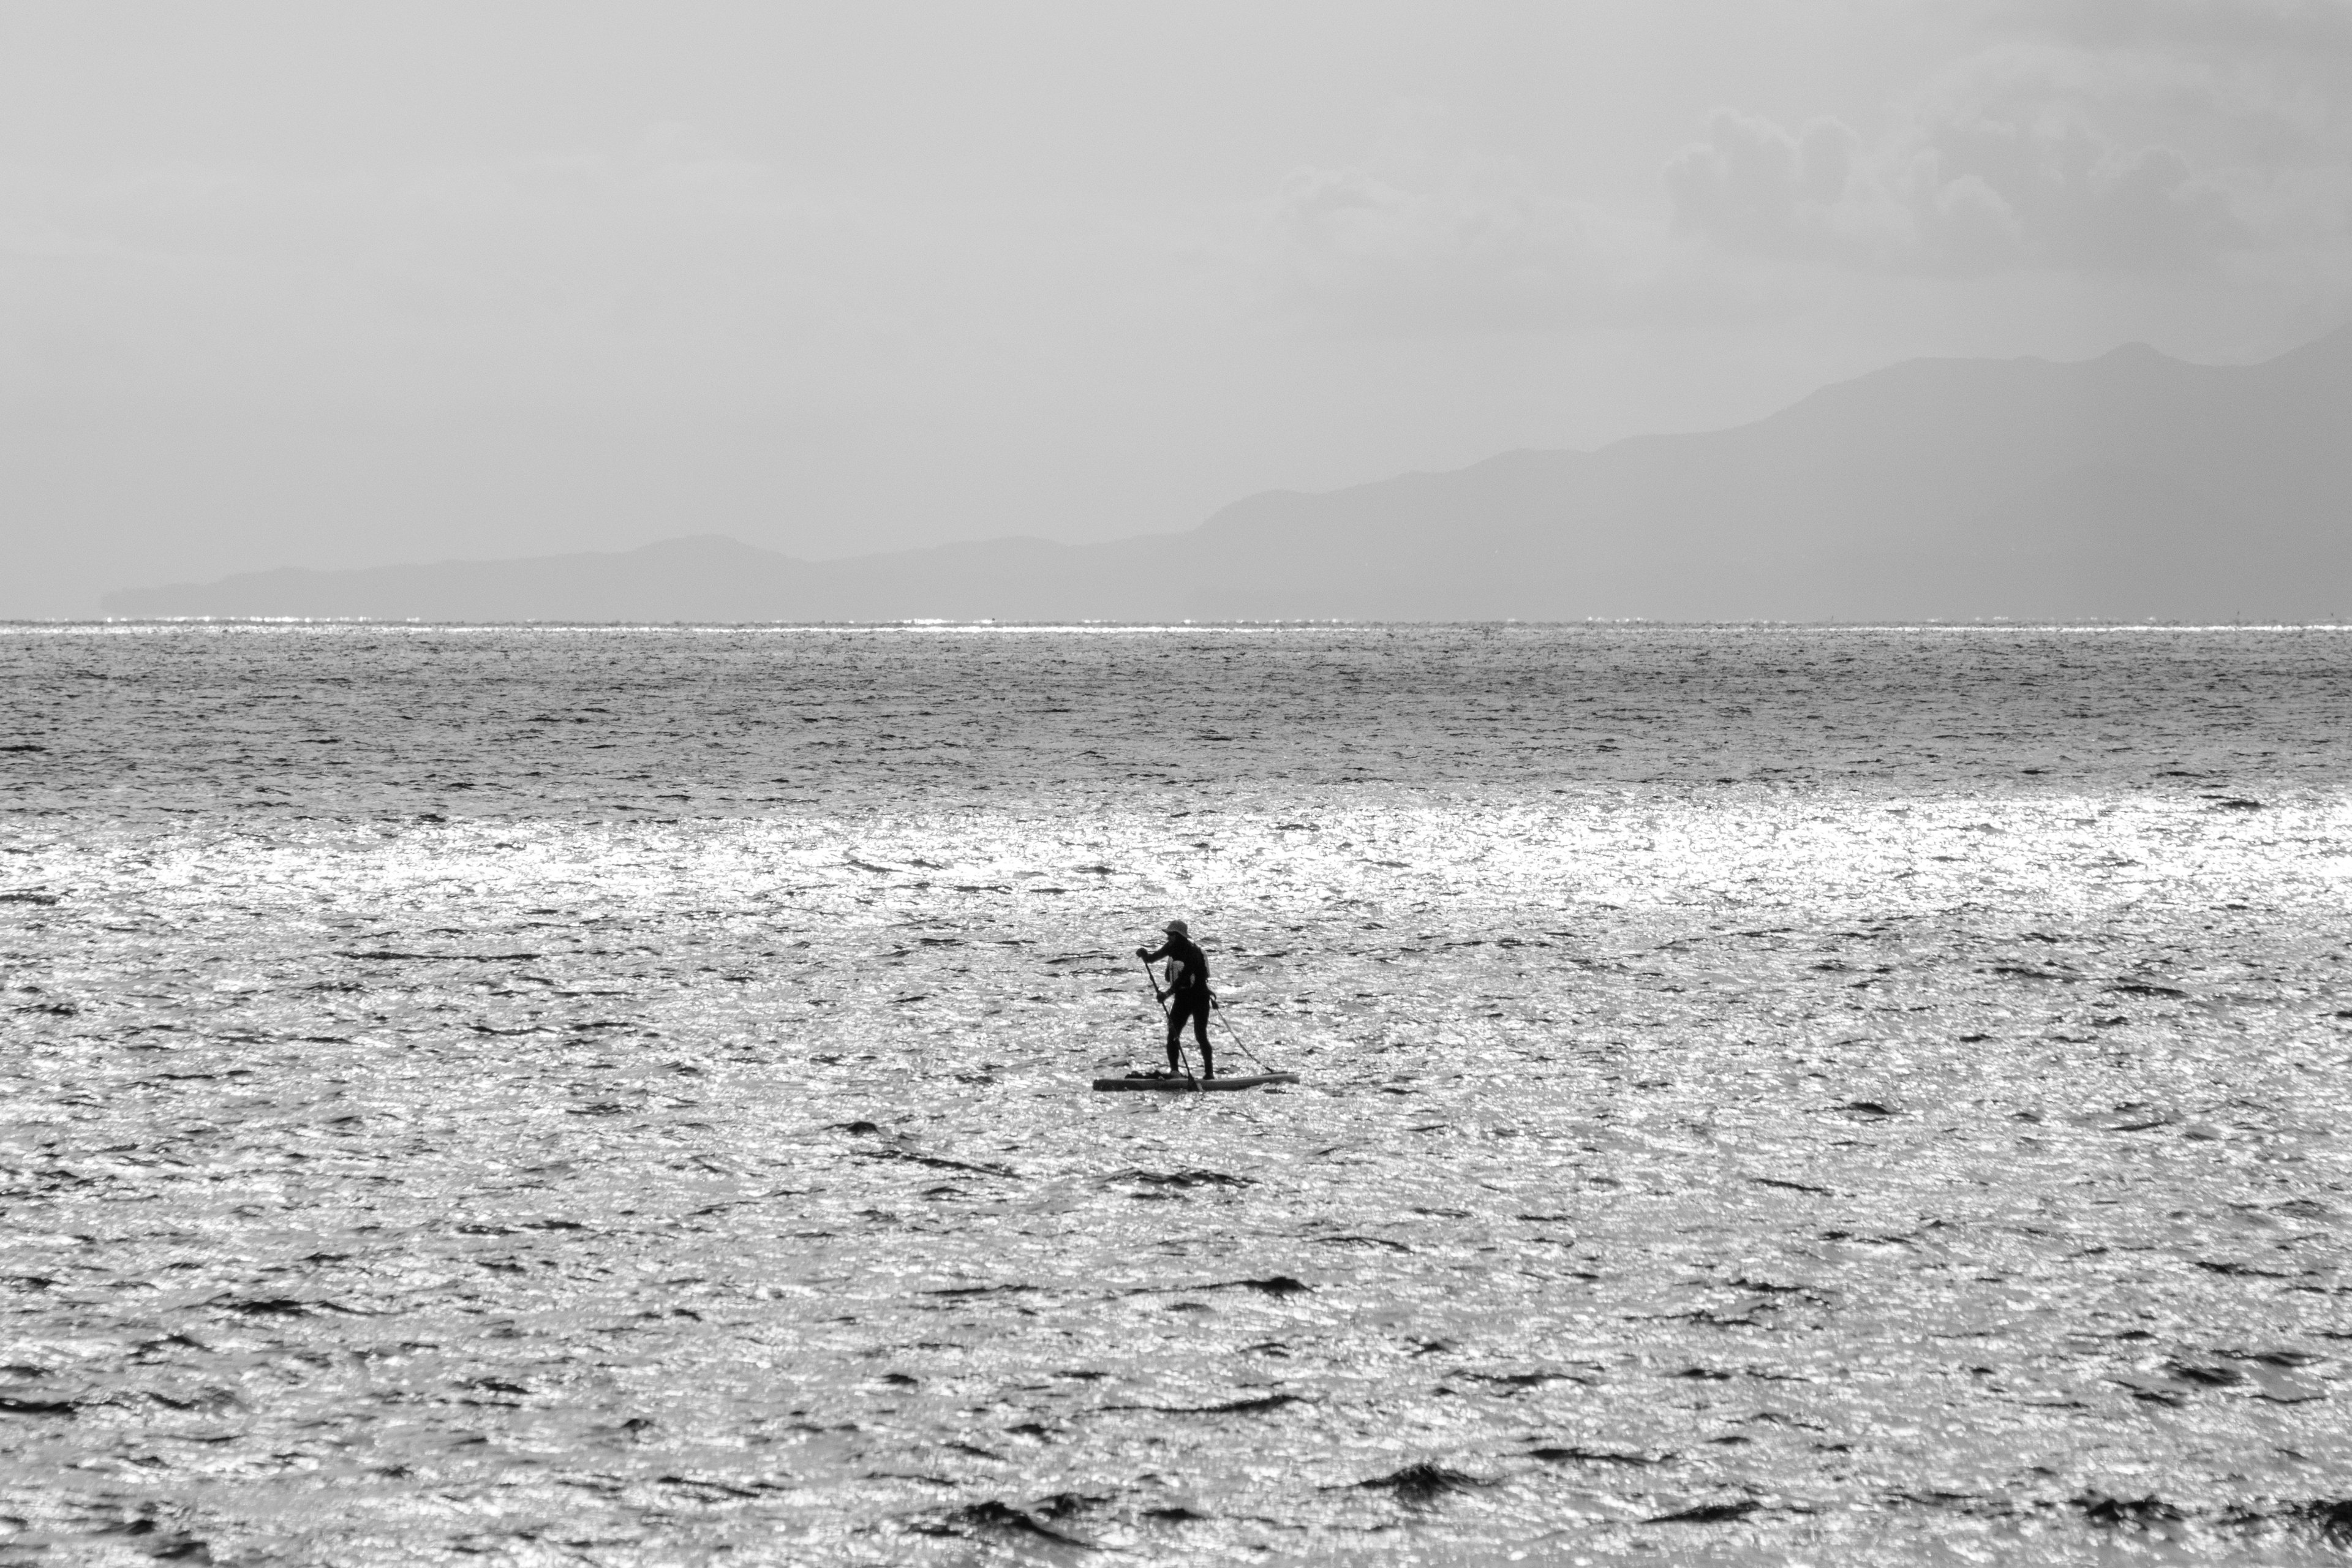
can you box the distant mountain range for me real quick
[105,326,2352,622]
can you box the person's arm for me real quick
[1137,940,1170,962]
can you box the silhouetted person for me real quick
[1138,919,1213,1079]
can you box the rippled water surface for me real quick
[4,623,2351,1565]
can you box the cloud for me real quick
[1899,110,2244,269]
[1665,0,2350,277]
[1989,0,2352,55]
[1662,110,1866,257]
[1668,92,2257,274]
[1255,163,1637,336]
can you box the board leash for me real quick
[1207,990,1275,1074]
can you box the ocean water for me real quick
[2,622,2349,1566]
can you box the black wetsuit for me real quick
[1141,932,1212,1077]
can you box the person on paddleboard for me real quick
[1137,918,1213,1079]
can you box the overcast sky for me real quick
[4,0,2348,613]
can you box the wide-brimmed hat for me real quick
[1164,919,1188,935]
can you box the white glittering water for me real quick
[3,624,2350,1564]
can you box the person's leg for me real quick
[1164,1007,1186,1074]
[1191,999,1213,1079]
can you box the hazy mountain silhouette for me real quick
[105,326,2352,621]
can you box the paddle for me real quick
[1140,956,1196,1080]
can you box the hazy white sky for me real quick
[4,1,2348,612]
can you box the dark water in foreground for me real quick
[2,624,2350,1565]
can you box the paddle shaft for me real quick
[1140,956,1196,1079]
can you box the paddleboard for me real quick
[1092,1072,1299,1093]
